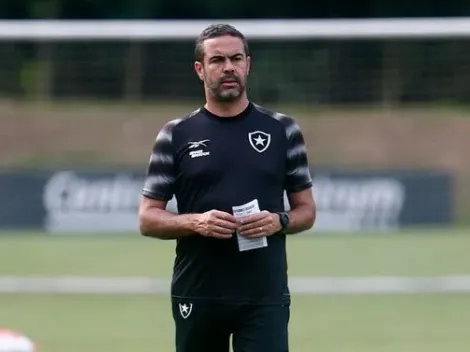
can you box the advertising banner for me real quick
[306,170,452,231]
[0,169,453,233]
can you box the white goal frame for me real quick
[1,18,470,40]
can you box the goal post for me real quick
[1,18,470,105]
[3,18,470,40]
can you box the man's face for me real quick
[194,35,250,102]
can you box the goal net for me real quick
[1,18,470,105]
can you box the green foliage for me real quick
[1,1,469,19]
[19,60,38,98]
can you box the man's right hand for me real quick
[195,210,239,239]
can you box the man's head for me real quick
[194,24,251,103]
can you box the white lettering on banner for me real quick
[283,176,406,231]
[42,171,405,233]
[43,171,144,233]
[44,171,142,211]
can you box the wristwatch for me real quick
[277,212,290,232]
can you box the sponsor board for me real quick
[42,171,144,232]
[0,169,452,233]
[310,175,405,231]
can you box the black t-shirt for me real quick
[142,102,312,304]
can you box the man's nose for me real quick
[223,58,235,72]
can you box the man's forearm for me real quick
[139,207,199,240]
[286,204,316,234]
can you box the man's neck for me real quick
[204,96,250,117]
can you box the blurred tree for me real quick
[0,0,28,18]
[1,0,470,19]
[30,0,61,100]
[3,0,470,104]
[30,0,60,18]
[120,0,156,101]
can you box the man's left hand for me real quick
[237,211,282,238]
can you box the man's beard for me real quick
[207,75,246,102]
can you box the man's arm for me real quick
[139,196,239,240]
[284,187,316,234]
[139,119,238,240]
[138,197,239,240]
[236,188,315,237]
[138,119,191,240]
[281,114,316,234]
[138,197,200,239]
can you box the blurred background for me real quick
[0,1,470,352]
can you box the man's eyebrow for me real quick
[209,53,244,59]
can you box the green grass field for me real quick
[1,228,470,351]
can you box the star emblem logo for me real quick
[179,303,192,319]
[248,131,271,153]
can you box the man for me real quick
[139,23,316,352]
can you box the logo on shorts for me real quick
[179,303,193,319]
[248,131,271,153]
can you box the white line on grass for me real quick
[1,276,470,294]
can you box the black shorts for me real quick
[172,298,290,352]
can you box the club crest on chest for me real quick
[248,131,271,153]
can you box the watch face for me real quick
[280,213,289,228]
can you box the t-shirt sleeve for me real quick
[141,120,179,201]
[283,117,313,193]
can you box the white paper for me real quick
[232,199,268,252]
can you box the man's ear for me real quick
[194,61,204,81]
[246,56,251,75]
